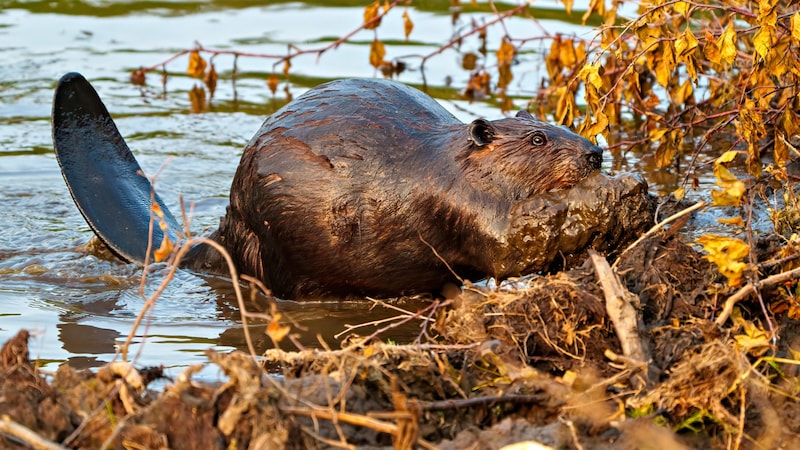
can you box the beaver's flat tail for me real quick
[52,72,181,264]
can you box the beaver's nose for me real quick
[585,144,603,168]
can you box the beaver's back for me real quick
[215,79,471,297]
[267,78,460,134]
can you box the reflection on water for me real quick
[0,0,724,376]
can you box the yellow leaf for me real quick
[266,314,291,344]
[670,77,693,104]
[402,9,414,40]
[712,167,745,204]
[363,1,381,30]
[582,0,604,25]
[717,22,737,66]
[793,12,800,43]
[736,99,765,178]
[497,38,515,67]
[154,235,173,263]
[673,186,685,201]
[684,54,698,81]
[654,133,677,168]
[186,50,207,78]
[560,38,577,67]
[675,28,698,60]
[655,41,674,87]
[696,234,749,286]
[583,110,608,139]
[563,0,573,15]
[731,309,771,356]
[753,26,772,60]
[717,217,744,226]
[775,133,789,168]
[717,150,738,165]
[649,127,668,142]
[555,86,576,126]
[282,59,291,77]
[703,31,721,64]
[578,61,603,90]
[673,1,690,16]
[711,151,746,206]
[369,39,386,68]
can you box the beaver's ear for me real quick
[468,119,496,147]
[516,110,534,120]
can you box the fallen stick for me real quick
[590,250,652,386]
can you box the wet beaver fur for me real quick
[184,78,603,298]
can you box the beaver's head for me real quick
[459,110,602,200]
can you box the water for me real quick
[0,0,723,377]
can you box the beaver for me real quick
[53,74,616,300]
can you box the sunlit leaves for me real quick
[187,50,207,78]
[363,1,382,30]
[578,61,603,90]
[154,235,174,263]
[580,110,608,142]
[752,27,772,61]
[711,151,746,207]
[654,40,674,88]
[555,86,577,126]
[696,234,749,287]
[710,22,737,66]
[562,0,573,15]
[582,0,604,25]
[402,9,413,40]
[673,1,689,17]
[497,38,515,67]
[369,38,386,69]
[793,12,800,43]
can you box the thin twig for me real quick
[715,266,800,326]
[612,200,706,270]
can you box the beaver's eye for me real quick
[531,131,547,146]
